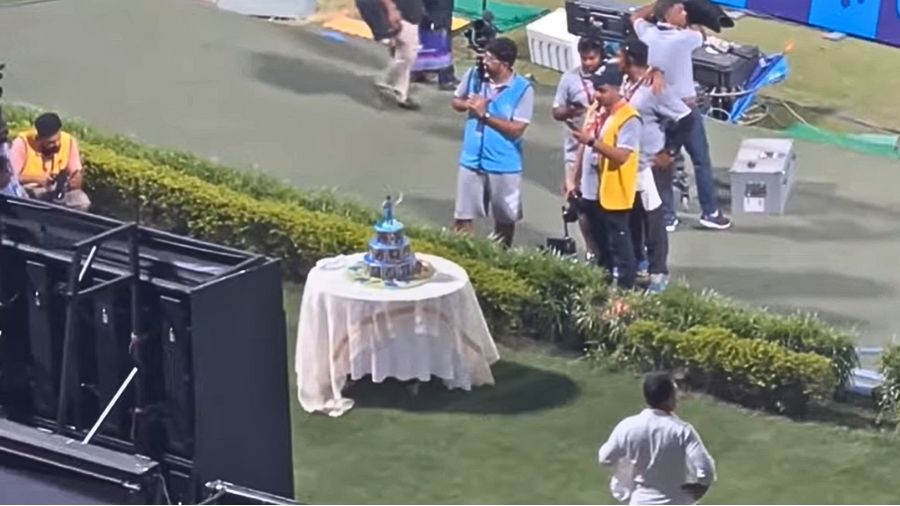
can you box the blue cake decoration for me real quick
[362,195,419,281]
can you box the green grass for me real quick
[283,284,900,504]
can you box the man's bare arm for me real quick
[592,142,634,167]
[451,96,470,112]
[483,117,529,139]
[630,3,655,25]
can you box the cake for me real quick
[362,196,418,281]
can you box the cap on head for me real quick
[643,371,676,410]
[589,65,624,89]
[34,112,62,140]
[486,37,518,67]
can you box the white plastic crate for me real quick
[526,8,580,73]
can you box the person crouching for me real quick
[8,112,91,211]
[571,67,641,288]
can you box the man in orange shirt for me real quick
[8,112,91,211]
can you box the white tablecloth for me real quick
[295,253,500,416]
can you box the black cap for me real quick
[589,65,624,89]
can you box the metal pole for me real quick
[81,367,138,445]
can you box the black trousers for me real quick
[600,206,636,289]
[629,193,669,275]
[580,199,610,269]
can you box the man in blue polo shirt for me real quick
[631,0,732,231]
[451,37,534,247]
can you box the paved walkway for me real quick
[2,0,899,345]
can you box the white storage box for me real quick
[729,138,797,215]
[526,8,580,73]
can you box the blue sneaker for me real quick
[637,259,650,275]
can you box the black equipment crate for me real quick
[565,0,632,41]
[692,43,761,91]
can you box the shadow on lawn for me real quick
[345,359,580,415]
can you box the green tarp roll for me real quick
[784,123,900,161]
[453,0,549,33]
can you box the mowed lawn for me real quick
[283,285,900,504]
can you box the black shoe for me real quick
[699,211,732,230]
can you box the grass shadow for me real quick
[345,359,580,415]
[795,394,890,432]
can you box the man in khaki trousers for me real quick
[359,0,424,109]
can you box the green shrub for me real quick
[619,321,837,415]
[625,284,857,386]
[78,143,538,335]
[877,345,900,426]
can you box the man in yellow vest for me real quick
[8,112,91,211]
[571,66,641,288]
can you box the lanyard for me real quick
[579,76,594,105]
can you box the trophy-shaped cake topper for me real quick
[380,193,404,226]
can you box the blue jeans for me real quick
[684,106,719,217]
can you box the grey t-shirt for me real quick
[628,84,691,171]
[580,115,641,200]
[454,68,535,123]
[634,20,703,100]
[553,67,600,165]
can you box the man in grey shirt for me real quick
[553,37,606,261]
[619,37,694,294]
[632,1,732,231]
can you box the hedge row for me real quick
[5,106,860,414]
[77,143,537,334]
[877,345,900,426]
[617,285,857,386]
[619,321,837,416]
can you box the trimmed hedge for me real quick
[619,285,857,386]
[877,345,900,426]
[5,105,861,414]
[77,143,537,334]
[620,320,837,415]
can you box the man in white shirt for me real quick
[553,37,606,262]
[631,1,732,232]
[599,372,716,505]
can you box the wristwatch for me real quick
[483,111,492,120]
[587,138,596,148]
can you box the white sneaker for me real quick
[665,218,679,233]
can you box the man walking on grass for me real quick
[599,372,716,504]
[631,0,732,231]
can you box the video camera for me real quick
[464,11,497,53]
[50,168,70,202]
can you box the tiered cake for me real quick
[363,196,418,281]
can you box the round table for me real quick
[295,253,500,417]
